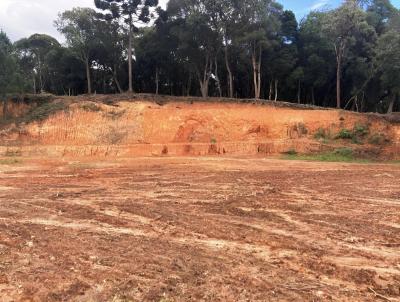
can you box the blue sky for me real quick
[281,0,400,20]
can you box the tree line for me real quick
[0,0,399,113]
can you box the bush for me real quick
[353,123,369,137]
[336,129,353,139]
[314,128,327,140]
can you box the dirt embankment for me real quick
[0,95,399,159]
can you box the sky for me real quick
[1,0,400,42]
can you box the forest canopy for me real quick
[0,0,399,113]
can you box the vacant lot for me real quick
[0,157,399,301]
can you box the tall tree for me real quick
[236,0,282,99]
[95,0,159,93]
[322,0,373,108]
[167,0,220,98]
[56,8,99,94]
[375,9,400,113]
[14,34,60,93]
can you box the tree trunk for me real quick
[112,65,122,93]
[155,67,159,95]
[311,86,315,105]
[252,45,262,99]
[214,58,222,97]
[387,98,395,114]
[85,56,92,94]
[128,25,133,93]
[269,80,272,100]
[37,57,44,93]
[297,80,301,104]
[198,54,212,98]
[224,45,233,98]
[187,73,192,96]
[335,44,343,109]
[2,99,8,119]
[274,79,278,102]
[33,73,36,94]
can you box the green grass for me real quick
[283,148,372,163]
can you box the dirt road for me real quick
[0,157,399,301]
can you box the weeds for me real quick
[314,128,328,140]
[336,129,353,140]
[20,101,68,124]
[283,147,371,163]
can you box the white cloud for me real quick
[0,0,168,42]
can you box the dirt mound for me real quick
[0,95,399,159]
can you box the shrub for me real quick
[353,123,369,137]
[336,129,353,139]
[314,128,331,141]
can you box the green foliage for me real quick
[0,0,400,113]
[283,147,372,163]
[336,129,354,140]
[353,123,369,137]
[21,101,68,123]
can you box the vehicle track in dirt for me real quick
[0,157,399,301]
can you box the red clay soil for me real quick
[0,157,399,301]
[1,97,399,159]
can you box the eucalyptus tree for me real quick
[56,8,99,94]
[322,0,375,108]
[203,0,237,98]
[236,0,282,99]
[14,34,60,93]
[94,0,159,93]
[94,19,125,93]
[0,31,26,97]
[375,10,400,113]
[167,0,220,98]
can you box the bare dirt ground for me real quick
[0,157,399,302]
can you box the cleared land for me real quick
[0,157,399,301]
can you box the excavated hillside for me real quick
[0,95,399,159]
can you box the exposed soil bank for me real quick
[1,95,399,159]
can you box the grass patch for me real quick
[336,129,353,140]
[283,148,371,163]
[21,101,68,123]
